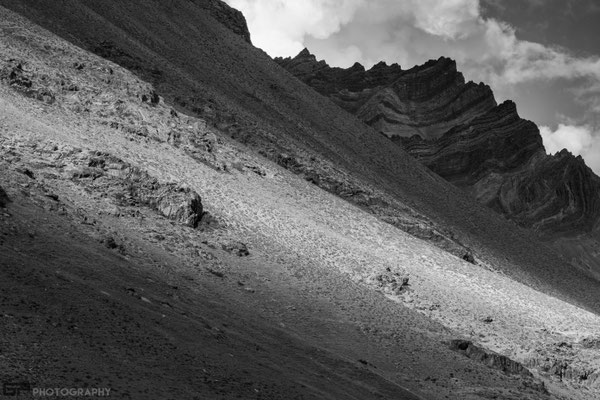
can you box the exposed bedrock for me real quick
[73,151,205,228]
[275,51,496,139]
[449,340,534,378]
[398,101,544,185]
[400,102,600,235]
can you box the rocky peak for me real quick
[297,47,315,59]
[275,48,330,81]
[382,57,466,111]
[349,62,365,71]
[276,48,403,95]
[499,99,517,112]
[396,97,600,237]
[401,56,458,82]
[504,147,600,234]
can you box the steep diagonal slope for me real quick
[0,8,579,399]
[2,4,600,399]
[2,0,600,325]
[277,49,600,269]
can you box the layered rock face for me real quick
[277,50,600,238]
[500,150,600,234]
[398,101,543,186]
[401,102,600,234]
[275,49,403,115]
[276,51,496,139]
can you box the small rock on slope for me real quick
[0,186,10,208]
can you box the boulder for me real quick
[153,185,203,228]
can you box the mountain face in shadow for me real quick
[276,51,497,140]
[276,49,600,243]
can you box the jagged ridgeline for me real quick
[275,49,600,239]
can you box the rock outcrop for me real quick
[275,49,403,115]
[1,59,56,104]
[449,340,535,378]
[524,340,600,388]
[74,151,204,228]
[277,49,600,239]
[448,340,550,392]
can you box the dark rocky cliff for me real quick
[276,49,600,238]
[276,50,497,139]
[401,101,600,234]
[399,100,543,185]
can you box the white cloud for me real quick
[410,0,480,39]
[571,81,600,116]
[540,124,593,155]
[225,0,364,56]
[226,0,600,171]
[227,0,600,91]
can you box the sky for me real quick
[224,0,600,173]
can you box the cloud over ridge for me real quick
[226,0,600,173]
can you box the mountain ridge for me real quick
[275,48,600,247]
[275,50,498,139]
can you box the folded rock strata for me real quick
[276,50,600,240]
